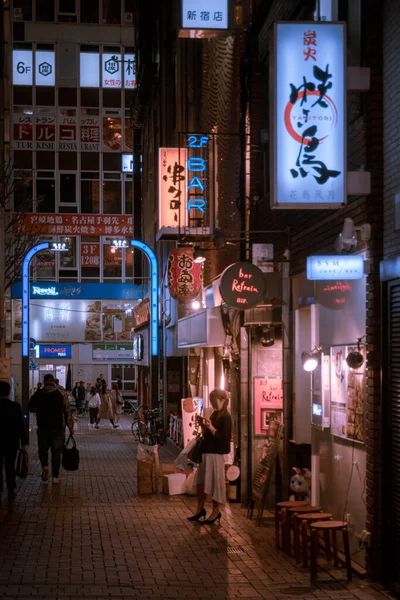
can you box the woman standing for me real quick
[96,384,115,428]
[188,388,232,525]
[110,383,123,428]
[88,385,101,427]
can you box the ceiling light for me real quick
[193,247,207,263]
[346,338,364,369]
[301,347,322,372]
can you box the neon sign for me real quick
[22,242,50,357]
[186,134,209,217]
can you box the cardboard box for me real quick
[162,473,186,495]
[138,460,153,494]
[161,463,176,475]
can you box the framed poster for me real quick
[254,377,283,437]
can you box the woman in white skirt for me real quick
[188,388,232,525]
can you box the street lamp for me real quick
[21,241,68,436]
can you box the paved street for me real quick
[0,416,394,600]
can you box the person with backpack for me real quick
[28,373,74,485]
[110,383,124,428]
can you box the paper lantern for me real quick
[168,247,202,302]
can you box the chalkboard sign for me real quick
[247,420,283,525]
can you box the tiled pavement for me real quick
[0,416,394,600]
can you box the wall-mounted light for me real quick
[260,325,275,347]
[112,239,128,249]
[301,346,322,372]
[193,247,207,264]
[346,338,364,369]
[191,299,201,310]
[334,218,371,254]
[52,242,67,252]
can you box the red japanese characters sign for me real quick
[81,242,100,267]
[13,214,134,236]
[59,113,77,151]
[80,115,100,152]
[168,247,202,302]
[13,114,33,150]
[36,115,55,150]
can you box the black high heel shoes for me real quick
[187,508,206,522]
[203,512,221,525]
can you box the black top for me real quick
[29,383,73,432]
[0,397,29,450]
[201,412,232,455]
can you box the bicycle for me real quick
[143,408,167,446]
[130,404,144,441]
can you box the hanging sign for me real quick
[272,23,346,208]
[35,114,55,150]
[307,255,364,280]
[159,148,188,228]
[168,247,203,302]
[13,114,33,149]
[181,0,229,29]
[219,262,265,309]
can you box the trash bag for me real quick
[16,448,29,479]
[174,437,198,471]
[182,469,197,495]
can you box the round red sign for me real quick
[219,262,265,309]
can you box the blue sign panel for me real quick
[181,0,228,29]
[12,281,143,300]
[307,255,364,280]
[39,345,72,359]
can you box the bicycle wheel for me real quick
[131,420,140,441]
[138,421,147,444]
[157,428,167,446]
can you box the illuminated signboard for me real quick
[122,154,133,173]
[159,148,188,228]
[133,334,143,361]
[80,53,100,88]
[39,345,72,359]
[13,50,33,85]
[35,51,55,86]
[184,134,210,228]
[181,0,229,29]
[102,53,122,88]
[272,23,346,208]
[123,54,136,88]
[307,255,364,280]
[219,262,265,309]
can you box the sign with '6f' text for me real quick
[272,23,346,209]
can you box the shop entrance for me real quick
[38,364,67,388]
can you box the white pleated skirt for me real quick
[195,453,226,505]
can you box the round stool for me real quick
[293,512,333,566]
[309,520,352,583]
[275,501,309,550]
[286,506,322,560]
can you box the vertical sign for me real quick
[58,111,77,151]
[272,23,346,208]
[181,0,229,29]
[159,148,188,228]
[182,133,211,229]
[35,51,55,86]
[13,114,33,149]
[80,115,100,151]
[102,53,122,88]
[123,53,136,88]
[36,114,55,150]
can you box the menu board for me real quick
[93,343,134,360]
[254,377,283,437]
[330,345,365,443]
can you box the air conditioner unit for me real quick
[125,12,133,24]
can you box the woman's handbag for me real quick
[62,434,80,471]
[187,436,203,464]
[16,448,29,478]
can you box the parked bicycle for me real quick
[130,404,144,441]
[135,407,167,446]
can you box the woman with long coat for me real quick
[110,383,123,428]
[96,384,115,428]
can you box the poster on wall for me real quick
[330,345,365,442]
[254,377,283,437]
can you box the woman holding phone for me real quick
[187,388,232,525]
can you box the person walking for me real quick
[96,384,114,428]
[88,386,101,427]
[72,382,80,413]
[96,374,106,391]
[0,381,29,503]
[77,381,86,415]
[28,373,74,484]
[187,388,232,525]
[110,383,123,428]
[116,376,122,391]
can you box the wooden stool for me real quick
[275,500,309,550]
[286,507,322,561]
[293,512,333,566]
[310,520,352,583]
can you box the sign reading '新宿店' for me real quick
[219,262,265,309]
[272,23,346,209]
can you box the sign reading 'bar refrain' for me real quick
[13,214,133,236]
[272,23,346,209]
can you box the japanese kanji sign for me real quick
[181,0,228,29]
[59,113,77,151]
[13,114,33,150]
[14,214,133,236]
[272,23,346,208]
[80,115,100,152]
[102,53,122,88]
[81,242,100,267]
[36,114,55,150]
[159,148,188,228]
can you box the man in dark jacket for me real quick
[0,380,28,501]
[29,373,74,485]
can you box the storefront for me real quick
[10,281,146,398]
